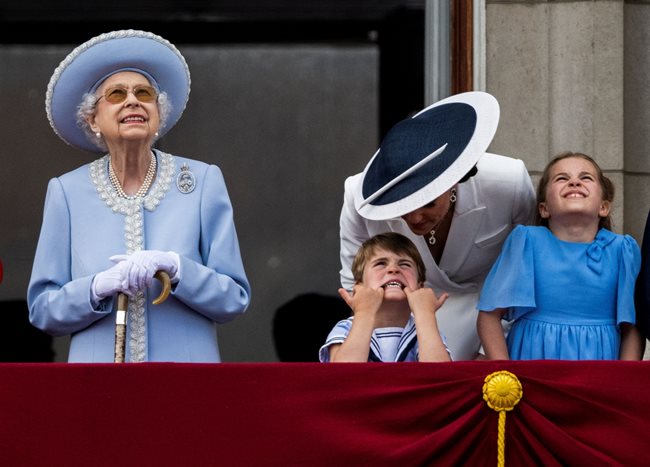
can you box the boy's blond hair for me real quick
[351,232,426,284]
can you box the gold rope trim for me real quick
[482,371,523,467]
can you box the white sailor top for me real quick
[319,315,452,362]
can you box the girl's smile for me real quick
[539,156,609,222]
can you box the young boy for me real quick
[319,232,451,362]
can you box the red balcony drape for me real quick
[1,361,649,466]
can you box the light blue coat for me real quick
[28,150,250,362]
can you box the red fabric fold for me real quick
[0,361,648,466]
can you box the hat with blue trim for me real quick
[45,29,191,153]
[354,91,500,220]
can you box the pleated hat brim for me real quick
[46,29,191,154]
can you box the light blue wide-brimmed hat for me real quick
[354,91,499,220]
[46,29,191,153]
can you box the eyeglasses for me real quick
[96,85,158,104]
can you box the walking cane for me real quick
[114,270,171,363]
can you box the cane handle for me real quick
[152,270,171,305]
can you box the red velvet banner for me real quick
[1,361,649,466]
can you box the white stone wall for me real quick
[485,0,627,233]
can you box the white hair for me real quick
[76,91,172,152]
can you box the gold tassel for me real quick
[482,371,523,467]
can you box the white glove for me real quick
[111,250,180,290]
[91,260,138,301]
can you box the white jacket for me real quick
[339,153,535,360]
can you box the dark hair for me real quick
[351,232,426,284]
[458,165,478,184]
[535,151,614,230]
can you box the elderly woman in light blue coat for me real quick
[28,30,250,362]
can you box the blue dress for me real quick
[478,225,640,360]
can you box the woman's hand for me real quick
[92,260,138,300]
[110,250,180,291]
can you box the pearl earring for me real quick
[154,131,159,138]
[95,132,101,139]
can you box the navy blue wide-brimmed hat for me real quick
[354,91,499,220]
[46,30,191,153]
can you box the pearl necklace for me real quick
[108,153,157,199]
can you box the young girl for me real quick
[477,152,643,360]
[319,232,451,362]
